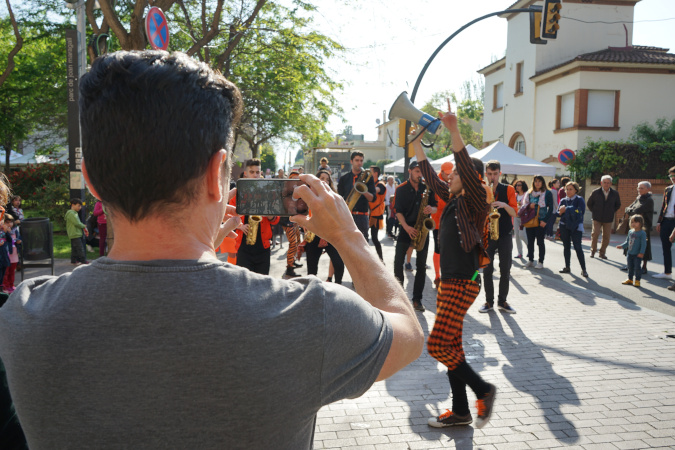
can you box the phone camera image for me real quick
[236,179,308,216]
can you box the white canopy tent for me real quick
[431,142,556,176]
[384,155,435,174]
[429,144,479,171]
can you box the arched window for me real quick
[509,133,526,155]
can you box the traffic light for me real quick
[529,6,546,45]
[542,0,562,40]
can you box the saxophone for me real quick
[411,186,436,252]
[246,215,262,245]
[346,169,372,211]
[488,183,500,240]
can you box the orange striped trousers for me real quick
[427,278,480,371]
[283,224,299,267]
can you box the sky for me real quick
[278,0,675,168]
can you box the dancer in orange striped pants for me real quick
[414,103,497,429]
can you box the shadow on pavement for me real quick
[491,313,581,445]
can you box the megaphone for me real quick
[388,91,443,135]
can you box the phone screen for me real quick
[236,179,309,216]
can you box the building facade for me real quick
[479,0,675,174]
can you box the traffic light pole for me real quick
[403,7,535,174]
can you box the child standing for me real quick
[2,215,20,293]
[617,214,647,287]
[65,198,89,265]
[0,215,13,290]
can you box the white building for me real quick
[479,0,675,174]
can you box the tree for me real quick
[0,15,67,172]
[0,0,22,87]
[6,0,343,165]
[630,117,675,144]
[419,79,484,160]
[259,143,276,173]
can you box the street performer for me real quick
[479,160,518,314]
[393,161,437,312]
[413,101,497,429]
[368,165,387,261]
[338,151,376,239]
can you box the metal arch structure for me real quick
[403,7,537,174]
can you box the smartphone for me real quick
[236,179,309,216]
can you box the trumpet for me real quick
[346,169,372,211]
[246,215,262,245]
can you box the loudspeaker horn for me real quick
[388,91,442,135]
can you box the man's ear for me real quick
[81,160,101,200]
[206,149,228,202]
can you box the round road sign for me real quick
[145,7,170,51]
[558,149,575,165]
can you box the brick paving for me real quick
[29,238,675,448]
[311,242,675,449]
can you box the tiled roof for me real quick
[533,45,675,78]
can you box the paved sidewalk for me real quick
[311,238,675,449]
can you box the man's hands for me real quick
[291,174,361,247]
[404,223,418,240]
[491,201,508,210]
[214,204,241,247]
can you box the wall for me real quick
[503,11,538,159]
[616,178,670,232]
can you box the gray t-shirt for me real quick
[0,258,392,449]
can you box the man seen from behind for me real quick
[0,51,424,449]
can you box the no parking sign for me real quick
[145,7,170,51]
[558,149,575,165]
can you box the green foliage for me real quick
[568,118,675,181]
[0,16,67,171]
[5,164,96,227]
[630,118,675,143]
[230,2,343,157]
[568,140,675,182]
[419,82,484,159]
[259,144,277,172]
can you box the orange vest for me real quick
[431,193,446,230]
[369,179,386,217]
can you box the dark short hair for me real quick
[485,160,500,171]
[370,166,381,176]
[471,157,484,178]
[513,179,528,192]
[79,51,242,222]
[244,159,261,168]
[350,151,364,161]
[560,176,571,186]
[70,198,82,206]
